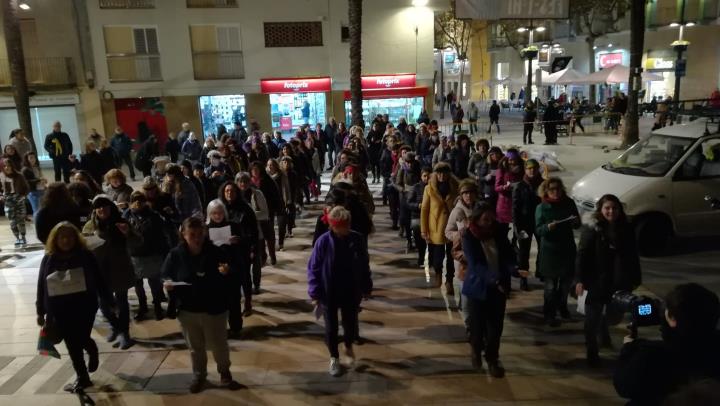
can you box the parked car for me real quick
[571,118,720,256]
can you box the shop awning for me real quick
[547,68,587,85]
[342,87,428,100]
[572,65,664,85]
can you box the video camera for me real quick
[606,291,665,339]
[705,195,720,210]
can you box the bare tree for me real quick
[622,0,646,148]
[436,0,473,104]
[571,0,629,104]
[348,0,363,127]
[2,0,36,153]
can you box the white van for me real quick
[571,118,720,255]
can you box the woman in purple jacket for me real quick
[307,206,372,377]
[494,149,523,234]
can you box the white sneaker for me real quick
[329,357,342,377]
[345,346,356,367]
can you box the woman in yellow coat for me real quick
[421,162,459,290]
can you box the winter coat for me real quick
[220,196,259,243]
[161,241,230,315]
[468,105,479,121]
[494,164,523,224]
[256,174,282,216]
[307,230,372,306]
[416,135,434,165]
[270,171,291,206]
[123,206,172,279]
[467,152,491,192]
[394,160,421,194]
[110,133,133,157]
[446,199,474,280]
[44,131,73,159]
[82,214,137,292]
[461,227,515,300]
[208,220,252,271]
[80,151,105,185]
[34,205,83,244]
[450,146,472,179]
[512,176,542,232]
[103,183,133,207]
[405,181,426,219]
[10,137,32,160]
[489,104,500,120]
[420,173,459,245]
[535,197,580,279]
[181,139,202,162]
[135,137,158,173]
[575,214,641,303]
[36,248,112,321]
[165,139,180,162]
[432,146,452,167]
[173,177,203,220]
[99,147,117,175]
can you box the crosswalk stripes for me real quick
[0,356,49,395]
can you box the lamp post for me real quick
[671,0,693,104]
[517,23,545,105]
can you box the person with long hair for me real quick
[1,161,30,246]
[250,161,281,264]
[9,128,32,160]
[266,158,291,250]
[535,177,580,327]
[279,156,299,237]
[3,144,23,171]
[308,206,372,377]
[83,195,137,349]
[163,164,202,220]
[67,181,94,225]
[236,172,269,293]
[461,203,516,378]
[511,159,543,291]
[576,194,641,366]
[80,140,104,185]
[36,222,113,392]
[71,169,103,197]
[21,151,46,218]
[34,182,83,244]
[162,217,241,393]
[494,149,524,233]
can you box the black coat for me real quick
[123,207,172,257]
[44,131,73,159]
[614,332,720,406]
[34,206,83,244]
[511,177,542,232]
[80,151,105,185]
[405,181,426,219]
[450,146,471,179]
[576,216,641,302]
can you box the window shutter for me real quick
[145,28,159,54]
[133,28,147,54]
[217,26,240,51]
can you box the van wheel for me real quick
[635,216,671,257]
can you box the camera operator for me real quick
[614,283,720,406]
[575,194,641,366]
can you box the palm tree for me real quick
[622,0,646,148]
[2,0,36,153]
[348,0,363,127]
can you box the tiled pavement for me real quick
[0,176,627,406]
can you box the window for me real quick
[104,26,162,82]
[341,25,350,43]
[264,22,323,47]
[99,0,154,9]
[190,25,244,80]
[684,138,720,179]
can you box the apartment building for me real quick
[86,0,435,146]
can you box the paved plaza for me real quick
[0,123,718,405]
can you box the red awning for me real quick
[343,87,428,100]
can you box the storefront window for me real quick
[198,95,247,138]
[269,92,326,132]
[646,72,675,102]
[344,97,424,126]
[0,105,80,161]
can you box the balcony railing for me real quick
[192,51,244,80]
[0,57,76,88]
[187,0,237,7]
[99,0,155,9]
[106,54,162,82]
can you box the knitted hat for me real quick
[525,158,539,169]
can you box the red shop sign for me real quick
[361,74,416,90]
[260,77,331,94]
[599,52,623,69]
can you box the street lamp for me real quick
[18,3,30,10]
[671,0,693,103]
[517,23,545,104]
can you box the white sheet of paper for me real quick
[576,290,588,315]
[166,281,192,287]
[46,268,87,297]
[208,225,232,246]
[555,215,577,225]
[84,235,105,250]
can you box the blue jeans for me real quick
[27,190,43,217]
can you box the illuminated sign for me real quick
[361,74,416,90]
[260,77,332,94]
[599,52,623,68]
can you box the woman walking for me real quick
[22,151,47,218]
[36,222,113,392]
[1,162,30,246]
[535,177,580,327]
[308,206,372,377]
[162,217,241,393]
[576,194,641,365]
[511,159,543,291]
[462,203,516,378]
[103,168,133,210]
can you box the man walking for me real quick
[111,126,136,181]
[43,121,73,182]
[487,100,500,134]
[467,102,479,135]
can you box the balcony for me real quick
[0,57,76,89]
[192,51,244,80]
[187,0,237,7]
[106,54,162,82]
[99,0,155,9]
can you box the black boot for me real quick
[154,303,165,321]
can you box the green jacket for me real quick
[535,197,580,279]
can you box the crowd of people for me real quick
[1,113,717,403]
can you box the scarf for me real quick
[251,174,262,188]
[543,195,562,203]
[469,222,494,241]
[523,174,543,189]
[320,207,330,225]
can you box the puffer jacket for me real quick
[494,163,523,224]
[420,173,459,245]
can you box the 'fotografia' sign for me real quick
[456,0,569,20]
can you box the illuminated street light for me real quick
[670,22,680,27]
[607,43,613,47]
[535,26,546,32]
[19,3,30,10]
[517,27,528,33]
[411,0,428,6]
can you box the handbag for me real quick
[37,322,62,359]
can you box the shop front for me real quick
[260,77,330,132]
[644,51,676,101]
[114,98,169,146]
[596,50,628,101]
[198,94,247,138]
[0,94,82,161]
[343,74,426,125]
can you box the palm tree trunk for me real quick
[2,0,36,153]
[348,0,363,127]
[622,0,646,148]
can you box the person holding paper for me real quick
[206,199,253,338]
[576,194,641,366]
[36,222,114,393]
[308,206,372,377]
[511,159,544,291]
[161,217,240,393]
[535,177,580,327]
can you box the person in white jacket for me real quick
[236,172,269,294]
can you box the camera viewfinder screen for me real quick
[638,304,652,316]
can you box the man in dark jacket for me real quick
[407,166,430,268]
[614,283,720,405]
[543,100,561,145]
[110,126,136,181]
[487,101,501,134]
[230,122,248,145]
[324,118,338,168]
[44,121,73,182]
